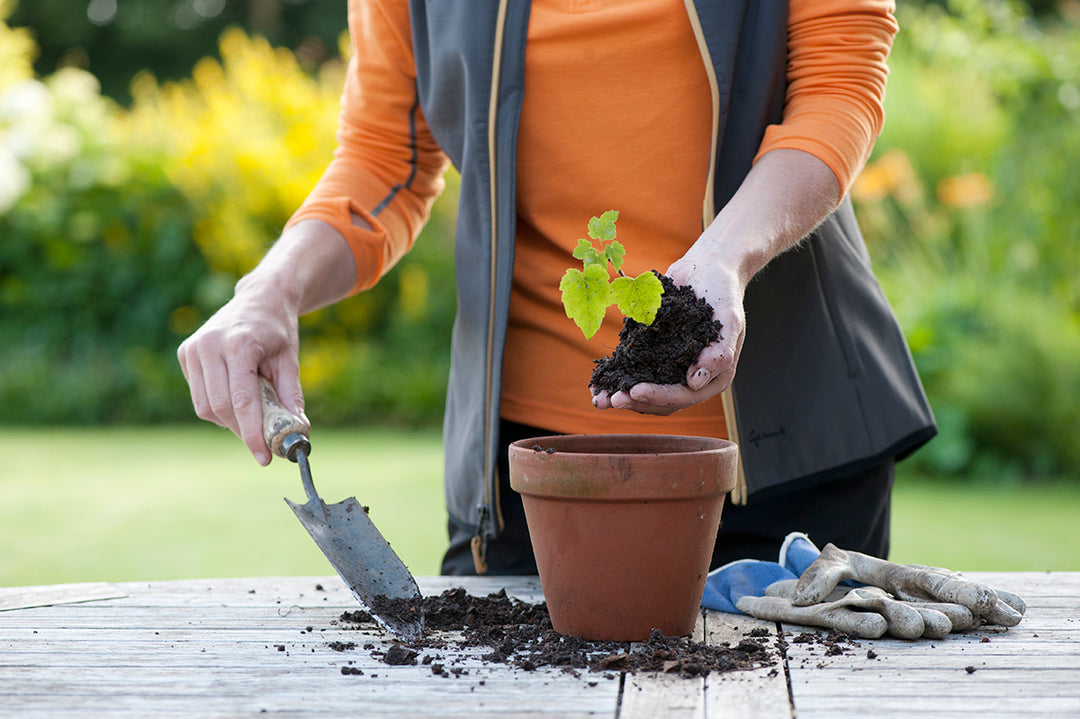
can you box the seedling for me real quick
[559,210,664,340]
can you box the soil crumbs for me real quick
[335,587,774,680]
[590,274,723,395]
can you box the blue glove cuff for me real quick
[779,531,821,576]
[700,559,797,614]
[701,532,823,614]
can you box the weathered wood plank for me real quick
[0,582,126,611]
[0,576,614,718]
[702,611,792,719]
[2,574,1077,718]
[622,673,705,719]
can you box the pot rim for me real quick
[508,433,738,499]
[509,433,736,457]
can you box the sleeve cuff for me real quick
[285,198,390,295]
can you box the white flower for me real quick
[0,144,30,214]
[0,78,52,125]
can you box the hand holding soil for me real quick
[589,274,727,416]
[567,211,740,416]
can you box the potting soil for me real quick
[337,587,777,679]
[590,273,723,395]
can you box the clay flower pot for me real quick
[508,434,738,641]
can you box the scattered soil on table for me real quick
[336,587,774,679]
[590,274,723,395]
[786,628,872,669]
[791,629,861,656]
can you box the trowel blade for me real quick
[286,494,423,643]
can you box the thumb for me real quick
[686,343,735,393]
[688,366,714,392]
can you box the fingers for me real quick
[176,299,303,466]
[591,381,718,416]
[588,356,730,415]
[912,572,999,616]
[227,363,269,467]
[981,598,1024,627]
[912,601,979,633]
[838,587,925,640]
[686,326,739,390]
[735,595,889,639]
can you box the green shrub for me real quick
[857,0,1080,479]
[1,16,457,427]
[0,64,212,423]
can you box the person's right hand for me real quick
[177,277,306,467]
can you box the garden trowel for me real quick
[259,377,423,643]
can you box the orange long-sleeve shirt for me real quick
[288,0,898,437]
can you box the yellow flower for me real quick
[124,27,346,277]
[0,1,35,91]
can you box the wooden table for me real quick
[1,573,1076,718]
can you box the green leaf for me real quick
[610,271,664,326]
[603,240,626,274]
[559,264,612,340]
[572,238,602,267]
[587,210,619,242]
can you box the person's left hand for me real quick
[591,243,745,415]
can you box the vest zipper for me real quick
[472,0,512,574]
[682,0,749,505]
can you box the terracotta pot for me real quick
[508,434,738,641]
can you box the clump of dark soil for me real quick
[590,274,723,395]
[339,587,773,679]
[367,594,422,629]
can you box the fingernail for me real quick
[690,368,711,391]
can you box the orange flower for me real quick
[937,173,994,209]
[852,149,917,203]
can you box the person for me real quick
[177,0,936,576]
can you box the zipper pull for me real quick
[470,505,491,574]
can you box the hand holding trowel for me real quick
[258,377,423,643]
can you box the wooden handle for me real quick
[258,376,309,460]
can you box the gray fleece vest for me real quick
[408,0,936,549]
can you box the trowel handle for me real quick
[258,376,311,462]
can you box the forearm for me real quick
[235,219,358,315]
[685,148,841,289]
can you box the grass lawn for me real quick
[1,426,1077,588]
[0,426,447,586]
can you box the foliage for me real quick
[559,210,664,340]
[0,4,208,421]
[2,1,1079,481]
[854,0,1080,478]
[8,0,347,104]
[124,28,348,278]
[0,13,456,426]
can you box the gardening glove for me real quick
[701,532,831,614]
[791,543,1026,627]
[779,531,838,577]
[743,579,978,639]
[700,560,797,614]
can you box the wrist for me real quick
[235,219,356,315]
[692,231,767,290]
[233,263,302,316]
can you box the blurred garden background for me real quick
[1,0,1078,585]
